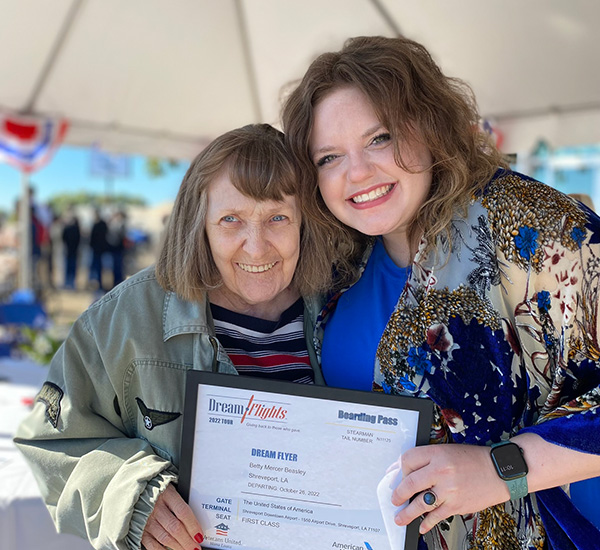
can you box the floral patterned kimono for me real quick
[319,170,600,549]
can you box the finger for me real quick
[142,516,187,550]
[152,499,199,549]
[163,485,205,544]
[161,485,205,546]
[141,531,164,550]
[391,467,431,507]
[394,490,441,527]
[419,507,449,535]
[399,446,432,477]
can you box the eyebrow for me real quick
[311,123,385,158]
[212,202,296,217]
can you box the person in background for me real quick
[14,124,333,550]
[48,209,62,288]
[106,210,127,288]
[40,205,57,290]
[88,208,109,292]
[29,204,43,295]
[282,35,600,549]
[31,197,55,293]
[61,208,81,290]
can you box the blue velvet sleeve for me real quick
[520,405,600,454]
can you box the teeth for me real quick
[351,184,393,204]
[238,262,276,273]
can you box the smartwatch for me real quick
[490,440,529,501]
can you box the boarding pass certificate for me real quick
[179,371,433,550]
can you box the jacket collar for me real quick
[163,290,212,341]
[162,287,323,342]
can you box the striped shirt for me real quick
[210,298,314,384]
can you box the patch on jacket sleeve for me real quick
[136,398,181,431]
[37,382,64,428]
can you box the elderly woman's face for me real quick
[205,170,301,314]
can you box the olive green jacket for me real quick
[14,266,325,550]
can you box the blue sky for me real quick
[0,145,190,213]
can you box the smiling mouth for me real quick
[350,184,394,204]
[237,262,277,273]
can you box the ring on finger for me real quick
[423,490,439,507]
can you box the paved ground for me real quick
[42,247,157,336]
[44,287,96,336]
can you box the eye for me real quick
[316,154,339,167]
[271,214,288,222]
[221,215,239,223]
[371,132,391,146]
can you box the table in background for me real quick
[0,357,93,550]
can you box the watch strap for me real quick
[505,474,528,501]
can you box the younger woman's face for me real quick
[309,86,432,251]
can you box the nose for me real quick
[347,151,374,183]
[242,224,270,257]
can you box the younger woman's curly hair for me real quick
[281,35,507,270]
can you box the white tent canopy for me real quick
[2,0,600,161]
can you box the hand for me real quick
[142,484,205,550]
[391,443,508,534]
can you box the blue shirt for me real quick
[321,239,409,391]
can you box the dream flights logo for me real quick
[240,394,288,423]
[207,393,289,422]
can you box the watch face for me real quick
[491,443,528,480]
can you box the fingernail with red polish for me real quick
[195,533,204,544]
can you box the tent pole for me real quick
[23,0,85,113]
[233,0,263,122]
[18,172,32,291]
[369,0,403,37]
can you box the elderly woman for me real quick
[282,36,600,549]
[14,124,333,550]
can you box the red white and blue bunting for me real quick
[0,112,68,173]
